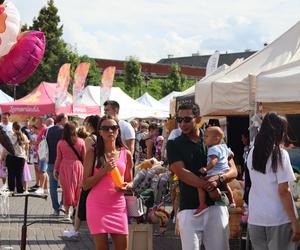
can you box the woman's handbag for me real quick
[125,193,145,217]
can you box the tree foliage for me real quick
[124,57,144,98]
[161,63,184,96]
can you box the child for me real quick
[194,126,235,217]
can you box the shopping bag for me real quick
[38,138,49,161]
[125,194,144,217]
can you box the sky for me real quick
[13,0,300,63]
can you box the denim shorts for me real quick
[38,159,48,173]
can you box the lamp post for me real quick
[144,74,150,88]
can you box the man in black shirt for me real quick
[167,103,237,250]
[46,113,68,216]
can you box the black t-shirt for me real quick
[46,125,63,164]
[167,132,214,210]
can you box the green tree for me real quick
[169,63,182,91]
[79,55,101,86]
[162,64,184,96]
[124,57,144,98]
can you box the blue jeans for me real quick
[47,164,62,212]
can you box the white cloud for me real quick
[13,0,300,62]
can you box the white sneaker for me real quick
[1,185,8,191]
[62,213,72,222]
[63,229,80,241]
[44,189,49,195]
[34,188,44,195]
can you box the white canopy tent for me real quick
[159,91,181,106]
[136,92,169,118]
[256,59,300,114]
[81,86,162,119]
[195,21,300,116]
[177,85,195,97]
[0,90,13,103]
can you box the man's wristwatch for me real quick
[219,174,225,184]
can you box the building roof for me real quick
[157,51,256,68]
[94,58,205,79]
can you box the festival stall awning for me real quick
[0,82,99,116]
[195,20,300,116]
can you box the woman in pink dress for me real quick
[54,122,86,221]
[82,115,133,250]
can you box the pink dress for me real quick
[54,138,86,207]
[87,147,128,235]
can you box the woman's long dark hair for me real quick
[252,112,288,173]
[13,122,26,146]
[95,115,125,167]
[85,115,100,135]
[62,122,77,145]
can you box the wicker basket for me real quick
[229,207,243,239]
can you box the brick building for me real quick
[94,51,256,81]
[94,58,205,80]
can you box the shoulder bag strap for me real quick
[91,145,96,175]
[67,140,83,163]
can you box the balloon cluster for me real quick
[0,1,45,85]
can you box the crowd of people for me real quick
[0,100,299,250]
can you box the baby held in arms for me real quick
[194,126,235,217]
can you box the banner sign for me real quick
[73,62,90,104]
[55,63,71,108]
[206,51,220,76]
[100,66,116,106]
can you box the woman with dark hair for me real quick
[63,115,101,240]
[84,115,101,151]
[82,115,133,250]
[247,112,300,249]
[54,122,86,222]
[3,122,29,193]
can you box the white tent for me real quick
[81,86,162,119]
[255,59,300,114]
[136,92,169,118]
[196,21,300,116]
[0,90,13,103]
[159,91,181,106]
[177,85,195,97]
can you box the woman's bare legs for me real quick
[93,234,109,250]
[111,233,128,250]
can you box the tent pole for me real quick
[249,74,256,143]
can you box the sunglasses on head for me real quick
[100,125,119,132]
[176,116,194,123]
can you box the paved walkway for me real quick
[0,167,182,250]
[0,189,183,250]
[0,167,247,250]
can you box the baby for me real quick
[194,126,235,217]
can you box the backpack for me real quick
[38,129,49,161]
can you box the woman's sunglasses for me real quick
[100,125,119,132]
[176,116,194,123]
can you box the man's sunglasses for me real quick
[100,125,119,132]
[176,116,194,123]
